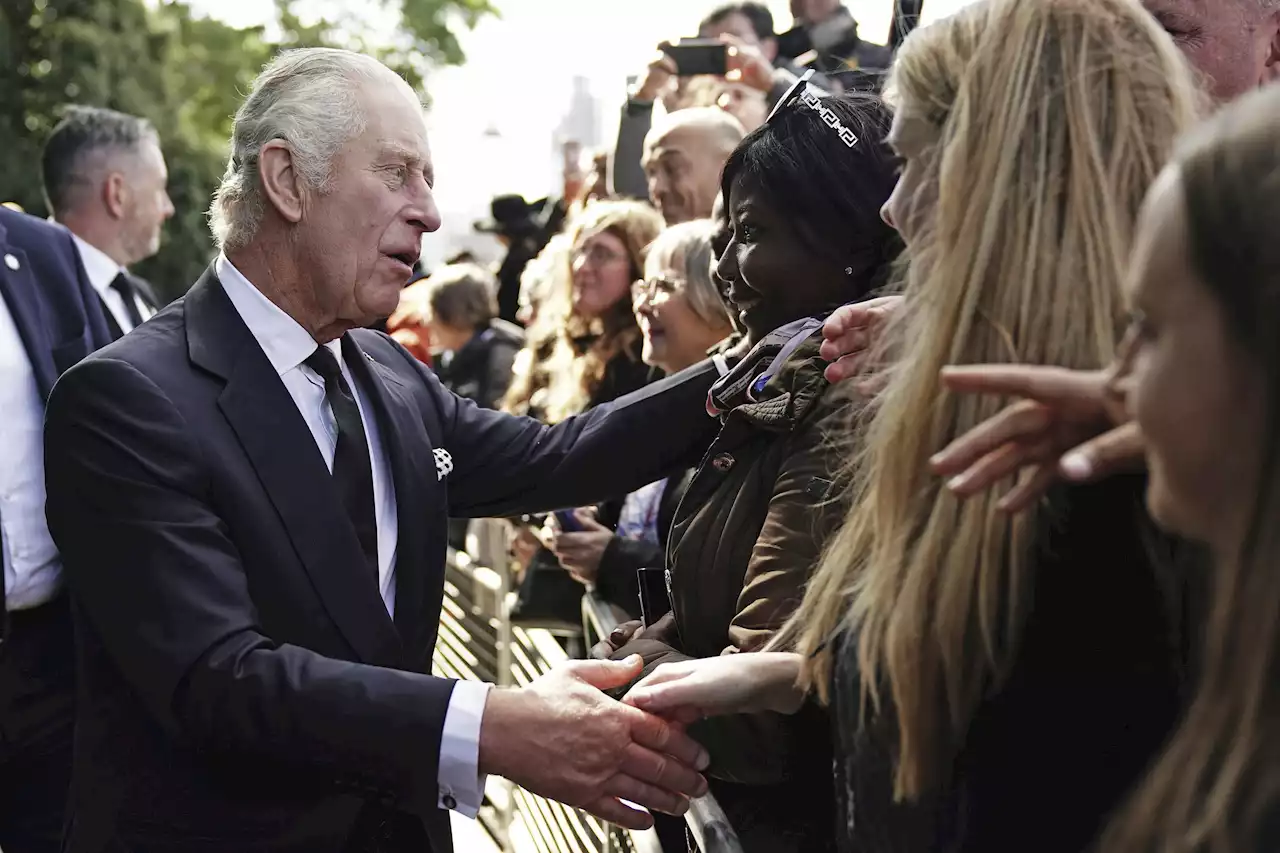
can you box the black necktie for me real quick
[304,344,379,583]
[110,271,145,329]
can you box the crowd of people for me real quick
[4,0,1280,852]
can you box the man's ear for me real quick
[102,172,128,219]
[258,139,305,224]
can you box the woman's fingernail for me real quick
[1061,454,1092,480]
[947,474,968,491]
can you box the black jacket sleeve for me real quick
[382,340,720,520]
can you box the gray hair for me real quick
[42,106,158,217]
[209,48,402,251]
[644,219,735,330]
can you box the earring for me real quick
[844,266,854,275]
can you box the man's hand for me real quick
[548,508,613,585]
[634,49,678,103]
[478,657,710,830]
[820,295,902,385]
[719,34,775,94]
[930,365,1144,512]
[623,653,806,725]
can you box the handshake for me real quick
[477,646,812,830]
[476,654,708,830]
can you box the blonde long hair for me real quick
[1100,84,1280,853]
[786,0,1201,800]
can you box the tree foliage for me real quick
[0,0,495,297]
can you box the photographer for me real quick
[612,2,835,200]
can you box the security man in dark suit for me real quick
[42,105,173,339]
[0,206,111,852]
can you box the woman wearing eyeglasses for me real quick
[500,200,664,628]
[502,200,664,424]
[599,86,900,852]
[625,1,1204,852]
[547,220,735,614]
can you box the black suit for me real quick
[100,271,161,341]
[0,208,111,853]
[43,268,720,853]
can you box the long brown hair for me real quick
[783,0,1201,800]
[1100,83,1280,853]
[502,200,663,423]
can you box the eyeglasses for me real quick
[766,69,860,149]
[631,276,682,303]
[571,243,628,268]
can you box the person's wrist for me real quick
[477,686,519,777]
[761,653,805,714]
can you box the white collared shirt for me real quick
[72,234,154,334]
[0,294,61,611]
[215,255,489,818]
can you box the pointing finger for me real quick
[1060,421,1145,482]
[930,400,1051,475]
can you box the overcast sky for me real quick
[183,0,978,264]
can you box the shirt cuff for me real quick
[438,679,492,817]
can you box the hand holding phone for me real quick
[660,39,729,77]
[553,509,585,533]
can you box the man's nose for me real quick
[409,191,442,235]
[162,191,175,219]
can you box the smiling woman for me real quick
[717,89,900,344]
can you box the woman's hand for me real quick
[590,620,645,660]
[820,295,902,385]
[547,508,613,585]
[508,522,542,572]
[589,612,677,660]
[930,365,1145,512]
[622,652,806,724]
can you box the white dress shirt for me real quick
[215,256,490,817]
[0,296,62,611]
[72,234,154,333]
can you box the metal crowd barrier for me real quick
[432,520,667,853]
[579,593,745,853]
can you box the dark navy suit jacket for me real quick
[43,267,723,853]
[0,207,112,400]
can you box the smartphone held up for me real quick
[660,39,729,77]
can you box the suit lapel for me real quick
[344,336,446,668]
[186,273,402,668]
[0,237,58,399]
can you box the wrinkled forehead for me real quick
[647,124,714,158]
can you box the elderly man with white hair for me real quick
[42,48,724,853]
